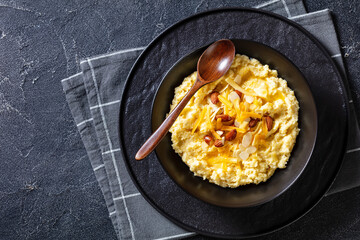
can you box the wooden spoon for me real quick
[135,39,235,160]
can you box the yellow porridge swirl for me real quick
[169,54,300,188]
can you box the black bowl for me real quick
[152,39,317,208]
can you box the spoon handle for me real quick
[135,80,203,160]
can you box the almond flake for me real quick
[228,91,240,103]
[246,146,257,154]
[244,95,254,103]
[242,132,253,147]
[216,130,224,136]
[239,151,249,160]
[238,144,246,151]
[233,149,241,157]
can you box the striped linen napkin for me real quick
[61,0,360,239]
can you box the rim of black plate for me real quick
[118,7,349,239]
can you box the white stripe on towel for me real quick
[113,193,141,201]
[76,118,93,127]
[89,100,121,110]
[102,148,121,155]
[88,59,135,239]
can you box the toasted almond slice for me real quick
[228,91,240,103]
[246,146,257,154]
[233,149,241,157]
[216,130,224,136]
[239,151,249,160]
[244,95,254,103]
[242,132,253,147]
[238,144,246,151]
[234,120,240,128]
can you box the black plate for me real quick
[119,8,348,238]
[152,39,317,208]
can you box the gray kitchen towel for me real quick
[61,0,360,239]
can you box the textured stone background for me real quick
[0,0,358,239]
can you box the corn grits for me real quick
[169,54,300,188]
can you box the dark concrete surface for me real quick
[0,0,358,239]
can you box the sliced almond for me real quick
[216,130,224,136]
[238,144,246,151]
[228,91,240,103]
[242,132,253,147]
[246,146,257,154]
[244,95,254,103]
[239,151,249,160]
[233,149,241,157]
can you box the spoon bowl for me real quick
[135,39,235,160]
[197,40,236,82]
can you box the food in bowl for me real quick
[168,54,300,188]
